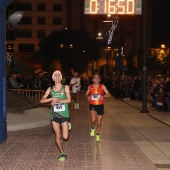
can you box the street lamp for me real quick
[112,48,119,68]
[161,44,166,49]
[106,46,110,75]
[103,19,112,76]
[103,15,119,76]
[96,32,103,40]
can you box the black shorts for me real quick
[89,104,104,115]
[51,117,70,124]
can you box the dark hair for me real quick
[93,73,101,78]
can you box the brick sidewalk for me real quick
[1,92,166,169]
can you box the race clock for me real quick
[84,0,142,15]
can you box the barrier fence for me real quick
[10,89,45,105]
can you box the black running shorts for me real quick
[89,104,104,115]
[51,117,70,124]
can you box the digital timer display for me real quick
[84,0,142,15]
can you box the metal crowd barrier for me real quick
[9,89,45,105]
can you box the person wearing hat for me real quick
[69,72,81,109]
[40,70,71,161]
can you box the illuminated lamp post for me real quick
[96,31,112,76]
[160,44,169,75]
[160,44,166,58]
[96,32,103,40]
[160,44,166,61]
[96,32,105,75]
[112,48,119,68]
[105,45,112,75]
[161,44,166,49]
[103,15,112,77]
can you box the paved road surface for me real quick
[1,91,170,170]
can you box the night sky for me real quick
[152,0,170,46]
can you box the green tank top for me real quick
[50,85,69,118]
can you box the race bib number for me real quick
[92,94,100,100]
[54,103,65,112]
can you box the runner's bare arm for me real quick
[59,85,71,103]
[85,86,91,101]
[40,87,53,103]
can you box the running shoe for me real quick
[68,122,72,130]
[96,135,101,142]
[77,104,80,109]
[90,128,95,137]
[58,153,67,161]
[74,103,77,109]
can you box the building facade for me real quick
[6,0,153,75]
[6,0,67,67]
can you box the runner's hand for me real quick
[51,98,60,106]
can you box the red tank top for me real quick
[89,84,104,105]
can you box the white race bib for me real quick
[54,103,65,112]
[92,94,100,100]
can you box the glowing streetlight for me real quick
[96,32,103,39]
[161,44,166,49]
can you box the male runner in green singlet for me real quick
[40,70,71,161]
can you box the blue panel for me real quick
[0,0,13,143]
[1,0,13,7]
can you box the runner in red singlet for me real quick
[85,73,111,142]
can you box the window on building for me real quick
[18,17,32,25]
[37,3,45,11]
[15,3,32,11]
[16,31,32,38]
[37,30,46,39]
[53,17,62,25]
[6,30,16,40]
[6,43,14,52]
[53,4,62,11]
[37,17,46,25]
[18,44,35,52]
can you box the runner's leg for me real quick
[76,91,80,108]
[90,109,96,128]
[96,114,103,134]
[52,121,64,153]
[61,121,69,140]
[90,110,96,136]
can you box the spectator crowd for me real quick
[6,71,170,113]
[7,72,51,91]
